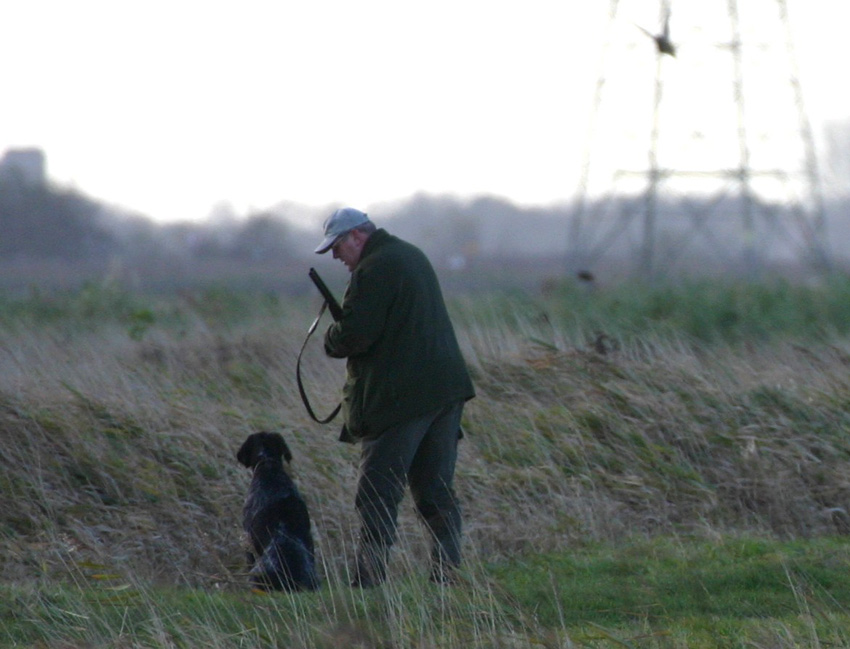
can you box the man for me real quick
[315,207,475,586]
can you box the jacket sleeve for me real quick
[323,259,395,359]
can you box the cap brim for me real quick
[314,235,338,254]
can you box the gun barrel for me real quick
[309,268,343,321]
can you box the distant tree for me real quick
[0,175,116,260]
[231,213,292,262]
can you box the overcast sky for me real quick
[3,0,848,223]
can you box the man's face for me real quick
[331,230,365,271]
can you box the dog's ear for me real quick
[264,432,293,463]
[237,434,259,468]
[279,437,293,464]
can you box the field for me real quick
[1,276,850,648]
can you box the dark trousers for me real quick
[354,400,464,583]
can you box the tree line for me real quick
[0,173,296,264]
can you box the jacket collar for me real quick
[359,228,390,263]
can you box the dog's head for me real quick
[237,431,294,469]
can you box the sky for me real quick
[2,0,848,224]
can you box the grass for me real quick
[2,276,850,647]
[550,275,850,342]
[2,537,848,647]
[492,536,850,624]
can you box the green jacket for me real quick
[324,229,475,441]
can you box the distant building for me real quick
[0,148,46,186]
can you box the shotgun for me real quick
[308,268,343,321]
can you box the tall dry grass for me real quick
[1,284,849,592]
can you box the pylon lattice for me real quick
[568,0,829,279]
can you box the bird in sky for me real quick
[635,8,676,57]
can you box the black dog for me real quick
[237,432,320,592]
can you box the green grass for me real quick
[1,537,848,648]
[491,537,850,625]
[453,274,850,344]
[7,273,850,343]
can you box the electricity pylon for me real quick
[568,0,830,279]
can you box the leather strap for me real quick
[296,300,341,424]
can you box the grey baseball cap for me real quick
[315,207,370,254]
